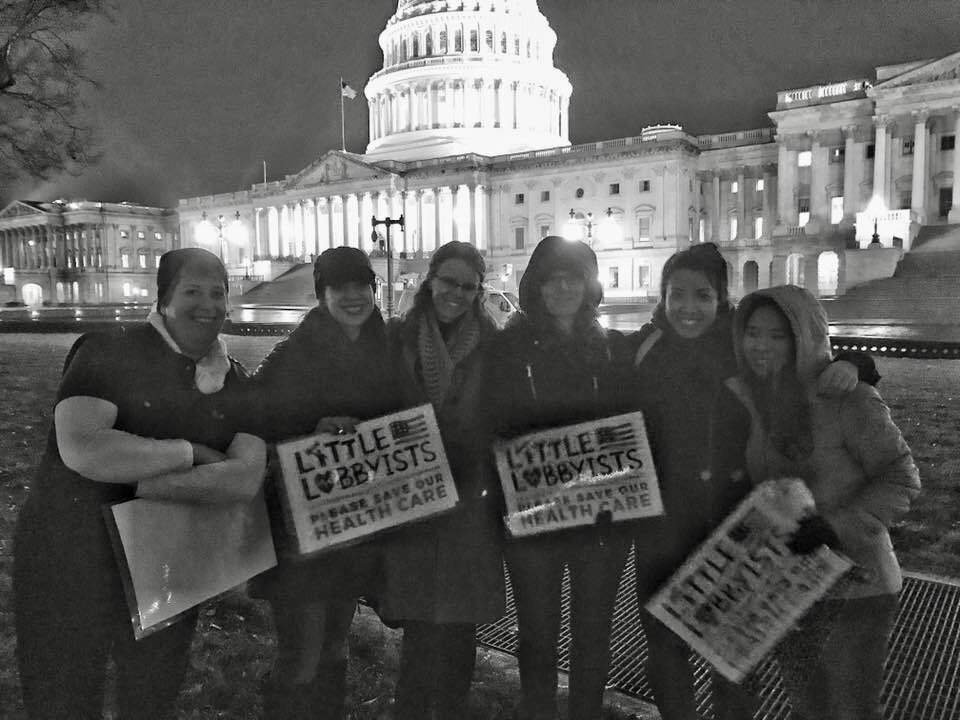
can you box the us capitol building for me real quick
[3,0,960,305]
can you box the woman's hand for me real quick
[315,416,360,435]
[192,443,227,465]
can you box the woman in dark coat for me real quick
[13,248,266,720]
[485,235,632,720]
[379,240,505,720]
[251,247,401,720]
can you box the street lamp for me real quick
[371,213,405,317]
[199,210,241,263]
[567,208,598,244]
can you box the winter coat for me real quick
[485,312,632,548]
[712,285,920,599]
[14,324,252,613]
[249,307,401,601]
[377,309,506,625]
[623,305,740,589]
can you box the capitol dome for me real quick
[364,0,572,161]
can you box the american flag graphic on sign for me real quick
[390,414,430,443]
[595,422,636,450]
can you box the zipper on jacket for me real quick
[525,363,538,403]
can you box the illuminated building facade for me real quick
[0,200,179,305]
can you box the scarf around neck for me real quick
[417,307,481,409]
[148,309,231,394]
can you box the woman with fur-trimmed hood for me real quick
[710,285,920,720]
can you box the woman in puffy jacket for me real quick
[485,235,632,720]
[710,285,920,720]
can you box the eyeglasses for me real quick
[542,273,585,290]
[434,275,479,294]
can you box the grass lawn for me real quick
[0,332,956,719]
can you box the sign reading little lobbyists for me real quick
[494,412,663,536]
[275,405,457,555]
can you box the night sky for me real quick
[5,0,960,208]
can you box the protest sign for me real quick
[646,479,853,683]
[107,495,276,640]
[273,404,457,556]
[493,411,662,537]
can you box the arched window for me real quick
[818,251,839,297]
[412,34,419,58]
[470,29,478,52]
[514,35,520,55]
[454,29,463,53]
[485,30,493,51]
[439,29,447,54]
[743,261,759,293]
[500,32,507,53]
[425,32,433,55]
[786,253,804,287]
[400,38,408,62]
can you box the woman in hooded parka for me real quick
[710,285,920,720]
[485,235,633,720]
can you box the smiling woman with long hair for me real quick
[12,248,266,720]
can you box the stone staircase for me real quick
[238,263,315,305]
[826,224,960,323]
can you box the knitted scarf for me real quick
[147,309,231,394]
[417,307,481,409]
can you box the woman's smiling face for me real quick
[665,268,718,339]
[430,258,480,323]
[160,268,227,358]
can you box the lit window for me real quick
[902,140,914,156]
[120,251,130,269]
[541,190,550,202]
[729,216,738,240]
[699,219,706,243]
[470,30,478,52]
[154,232,162,240]
[830,147,845,163]
[798,198,810,227]
[138,252,147,269]
[754,217,763,239]
[798,212,810,227]
[831,196,844,224]
[120,230,129,240]
[514,226,525,250]
[756,178,764,192]
[638,216,651,242]
[797,151,812,167]
[608,267,619,289]
[137,231,145,240]
[609,183,620,195]
[540,225,550,238]
[731,181,738,194]
[515,193,525,205]
[123,282,132,298]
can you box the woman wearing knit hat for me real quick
[378,240,506,720]
[624,242,869,719]
[13,248,266,719]
[485,235,633,720]
[250,246,402,720]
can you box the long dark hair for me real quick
[410,241,486,320]
[740,297,811,461]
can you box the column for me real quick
[450,186,459,241]
[777,141,797,227]
[312,199,322,257]
[872,116,890,207]
[711,173,720,242]
[842,127,860,224]
[434,187,442,248]
[911,111,929,220]
[736,168,746,240]
[810,134,830,226]
[761,167,774,239]
[357,194,366,250]
[416,190,425,255]
[949,109,960,223]
[342,194,351,248]
[327,197,336,249]
[468,185,478,244]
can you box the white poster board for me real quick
[493,411,663,537]
[646,479,853,682]
[274,404,458,556]
[107,495,276,640]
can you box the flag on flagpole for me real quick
[340,80,357,99]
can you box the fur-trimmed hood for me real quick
[733,285,832,385]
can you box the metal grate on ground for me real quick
[477,548,960,720]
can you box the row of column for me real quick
[253,186,488,262]
[699,166,775,243]
[777,109,960,228]
[369,80,566,141]
[386,23,544,68]
[0,224,104,271]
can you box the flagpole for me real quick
[340,75,346,152]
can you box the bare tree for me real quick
[0,0,109,182]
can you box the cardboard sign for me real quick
[493,411,663,537]
[107,495,276,640]
[274,404,458,555]
[646,479,853,683]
